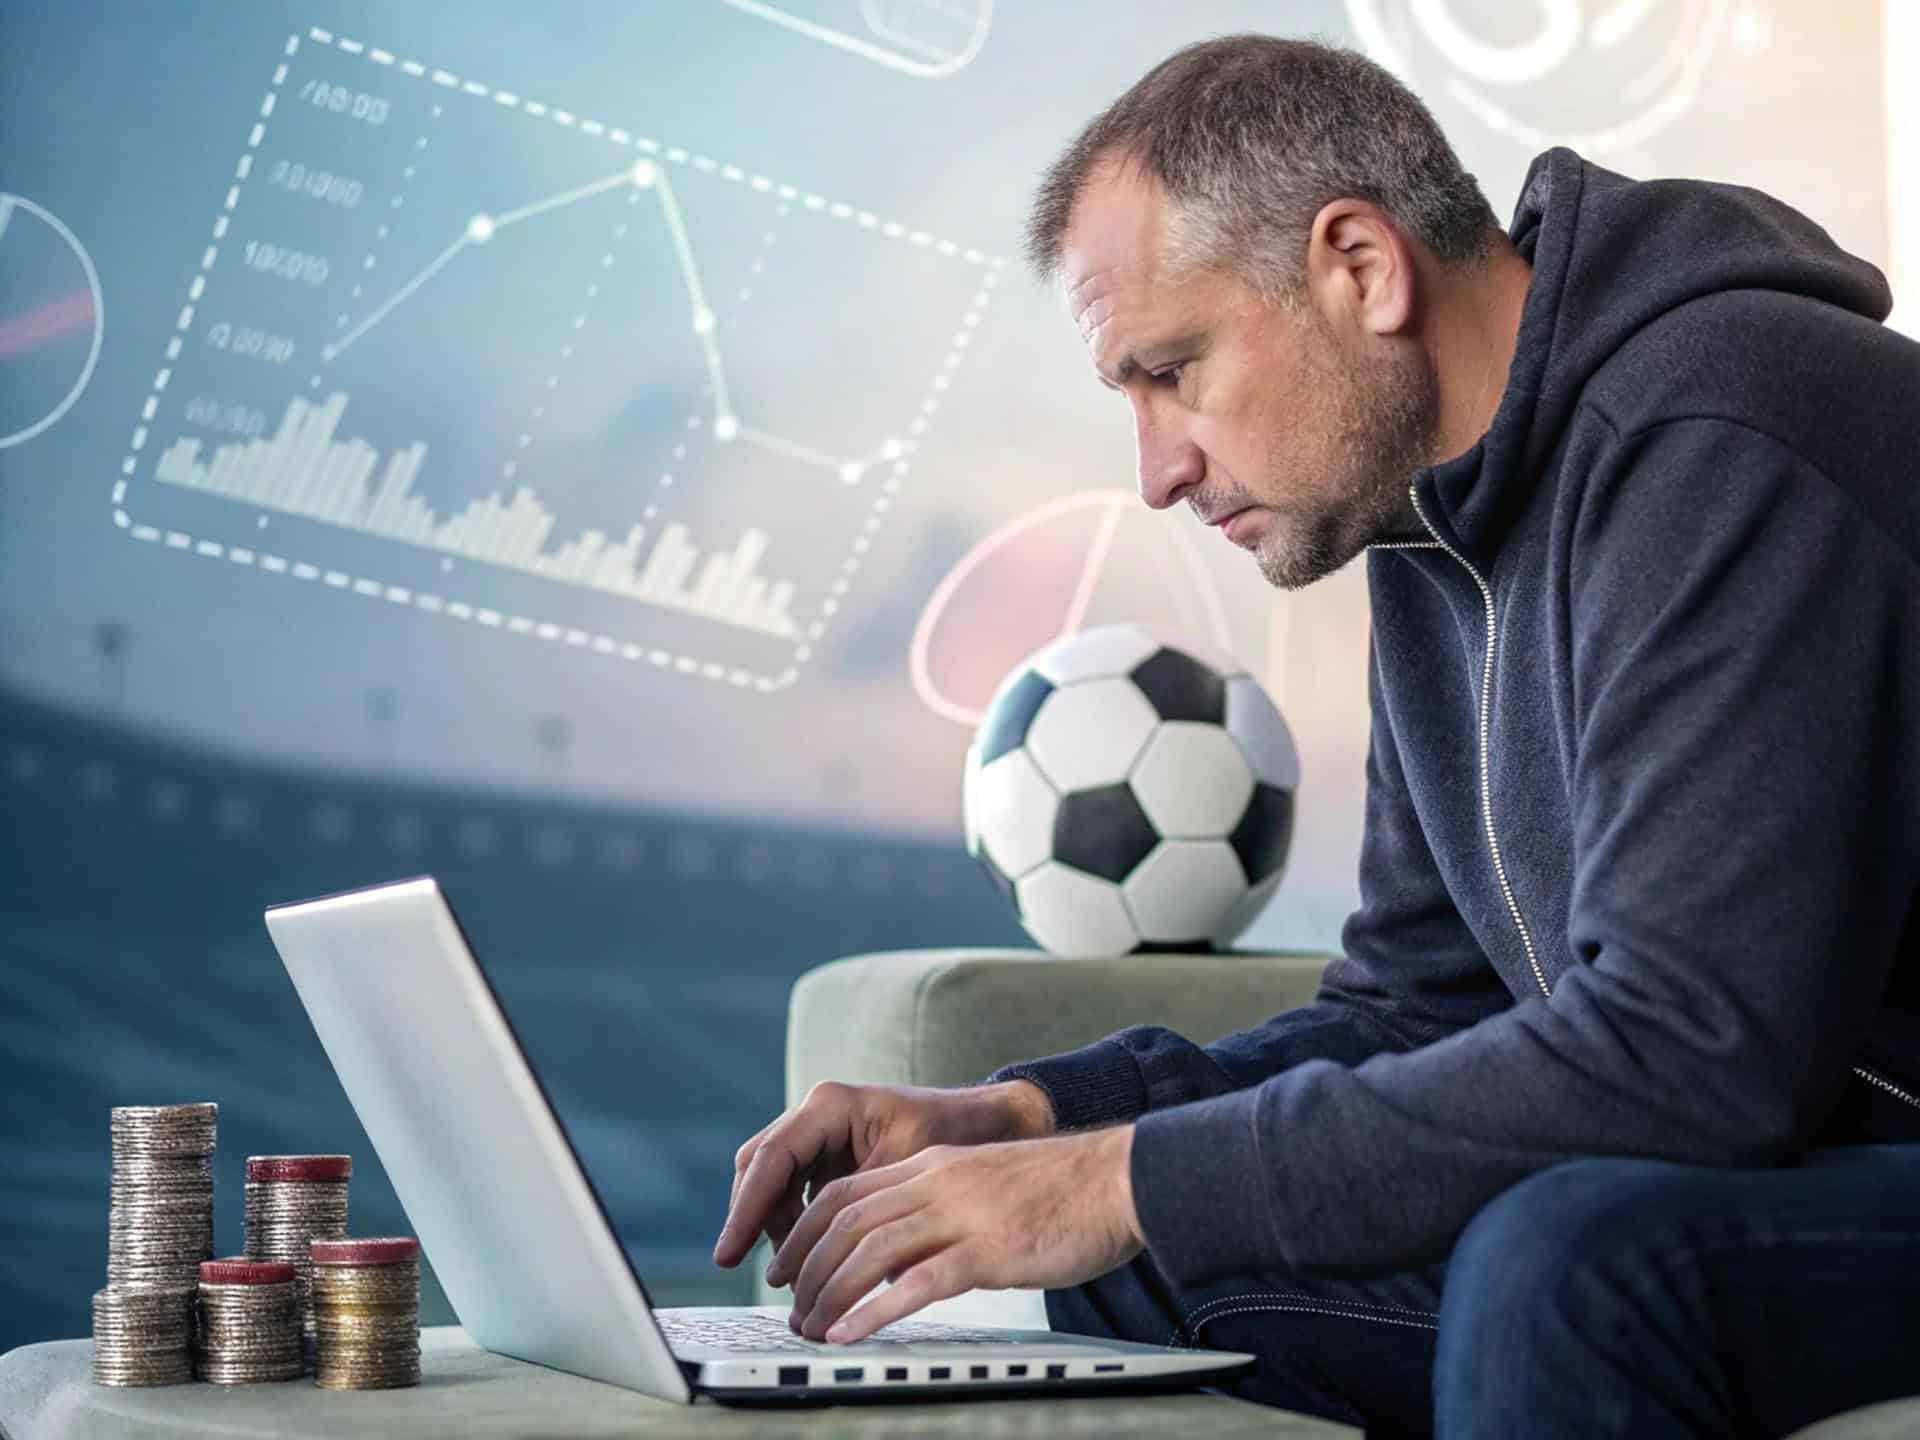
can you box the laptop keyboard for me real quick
[657,1310,1020,1353]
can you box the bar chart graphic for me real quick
[113,25,998,687]
[154,392,796,636]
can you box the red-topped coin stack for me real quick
[309,1236,421,1390]
[243,1154,350,1355]
[195,1258,303,1384]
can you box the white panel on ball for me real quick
[1016,862,1140,956]
[1210,869,1285,947]
[1024,677,1159,793]
[969,748,1060,881]
[1130,722,1254,839]
[960,743,983,856]
[1123,839,1249,944]
[1224,673,1302,789]
[1029,624,1162,686]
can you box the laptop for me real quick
[262,876,1252,1402]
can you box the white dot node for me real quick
[467,214,496,243]
[692,308,716,336]
[257,515,269,528]
[713,414,739,441]
[839,462,863,485]
[880,437,903,460]
[441,558,454,572]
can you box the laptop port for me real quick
[834,1367,863,1383]
[929,1366,951,1381]
[777,1366,808,1387]
[1094,1362,1124,1374]
[1007,1364,1028,1377]
[1046,1364,1067,1379]
[885,1367,908,1381]
[969,1364,990,1380]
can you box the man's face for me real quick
[1063,161,1438,590]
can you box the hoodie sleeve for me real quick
[1127,416,1916,1283]
[987,636,1516,1131]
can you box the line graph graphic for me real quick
[113,24,1000,689]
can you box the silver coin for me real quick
[91,1287,195,1388]
[195,1279,303,1384]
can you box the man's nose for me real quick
[1133,403,1202,511]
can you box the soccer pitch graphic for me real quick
[111,26,1003,693]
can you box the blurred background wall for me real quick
[0,0,1905,1352]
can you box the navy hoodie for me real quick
[995,148,1920,1282]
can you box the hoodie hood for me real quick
[1420,147,1894,556]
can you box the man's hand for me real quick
[772,1125,1145,1344]
[713,1079,1054,1270]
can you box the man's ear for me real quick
[1307,199,1416,337]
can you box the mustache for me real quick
[1187,489,1257,523]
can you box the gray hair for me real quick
[1026,34,1499,303]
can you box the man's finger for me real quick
[824,1254,966,1345]
[728,1117,778,1214]
[715,1115,829,1266]
[782,1172,919,1316]
[798,1215,943,1342]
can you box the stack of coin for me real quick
[194,1259,303,1384]
[91,1284,194,1386]
[310,1237,421,1390]
[108,1104,217,1290]
[243,1154,351,1345]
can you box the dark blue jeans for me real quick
[1047,1146,1920,1438]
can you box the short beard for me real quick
[1254,325,1438,591]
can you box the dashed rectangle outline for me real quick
[112,25,1006,695]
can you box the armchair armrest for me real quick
[786,947,1336,1099]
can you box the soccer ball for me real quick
[962,624,1299,955]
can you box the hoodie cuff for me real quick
[1130,1087,1277,1287]
[987,1038,1150,1132]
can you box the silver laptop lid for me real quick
[264,876,691,1402]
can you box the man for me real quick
[714,34,1920,1437]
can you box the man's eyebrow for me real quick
[1095,335,1198,391]
[1095,354,1138,391]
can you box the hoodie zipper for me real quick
[1400,486,1920,1116]
[1407,485,1553,1000]
[1854,1065,1920,1113]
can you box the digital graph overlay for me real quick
[114,25,1004,691]
[714,0,993,78]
